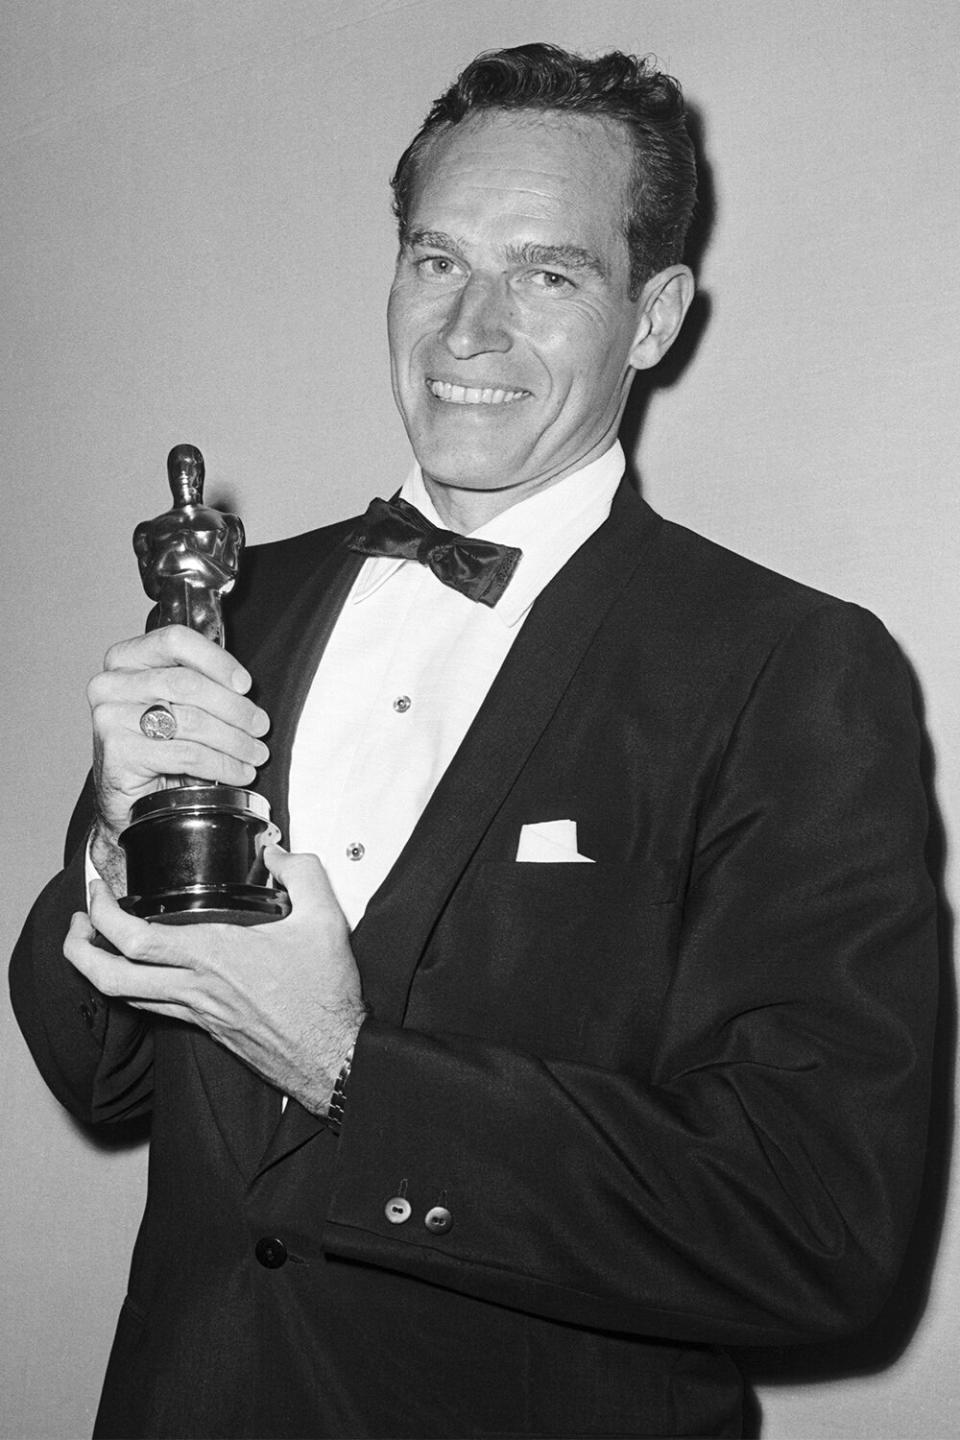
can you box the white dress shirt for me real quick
[288,443,624,929]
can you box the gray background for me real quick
[2,2,957,1436]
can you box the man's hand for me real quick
[64,848,365,1116]
[86,624,271,892]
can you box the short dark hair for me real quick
[390,42,697,298]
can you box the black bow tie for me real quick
[347,496,522,607]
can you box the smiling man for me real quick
[11,43,936,1440]
[387,106,692,525]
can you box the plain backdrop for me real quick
[2,3,957,1437]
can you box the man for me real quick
[10,42,937,1440]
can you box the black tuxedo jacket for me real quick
[11,482,937,1439]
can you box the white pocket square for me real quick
[516,819,595,863]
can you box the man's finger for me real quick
[89,665,269,737]
[264,847,341,917]
[123,706,269,772]
[68,907,98,946]
[63,909,195,1003]
[103,625,252,694]
[86,881,194,968]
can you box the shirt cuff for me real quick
[83,833,99,909]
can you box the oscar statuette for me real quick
[119,444,290,924]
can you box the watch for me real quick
[326,1044,355,1135]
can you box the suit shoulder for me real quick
[646,508,885,633]
[632,505,903,684]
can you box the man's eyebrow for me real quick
[504,242,608,279]
[402,228,465,253]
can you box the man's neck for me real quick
[422,444,620,533]
[424,480,531,532]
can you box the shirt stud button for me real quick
[393,695,412,713]
[345,841,365,861]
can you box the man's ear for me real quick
[628,265,696,371]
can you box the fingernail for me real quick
[232,666,252,693]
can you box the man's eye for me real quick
[416,256,461,279]
[530,270,574,291]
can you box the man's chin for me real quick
[414,438,534,494]
[408,408,539,480]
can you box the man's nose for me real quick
[439,275,512,358]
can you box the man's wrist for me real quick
[89,821,127,898]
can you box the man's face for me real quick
[387,109,653,514]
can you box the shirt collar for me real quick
[352,442,625,626]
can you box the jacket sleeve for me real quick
[9,775,154,1125]
[322,602,938,1346]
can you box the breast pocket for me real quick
[416,861,681,1067]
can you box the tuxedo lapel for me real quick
[351,482,658,1024]
[247,539,366,845]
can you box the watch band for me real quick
[326,1044,355,1135]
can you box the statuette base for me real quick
[119,783,290,925]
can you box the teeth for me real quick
[428,380,528,405]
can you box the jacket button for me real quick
[255,1236,288,1268]
[385,1196,412,1224]
[424,1205,453,1234]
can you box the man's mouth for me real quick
[427,379,530,406]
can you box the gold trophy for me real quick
[119,444,290,924]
